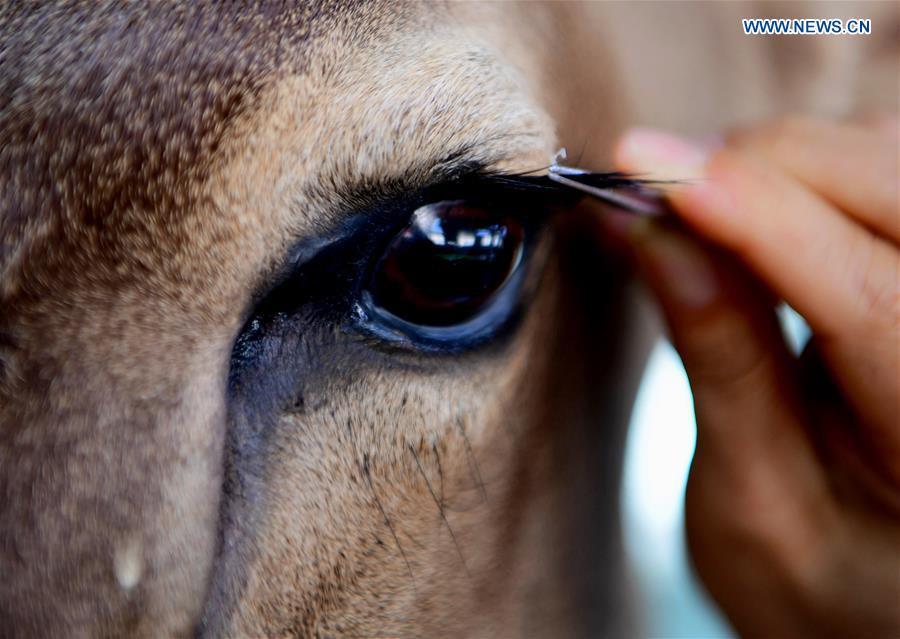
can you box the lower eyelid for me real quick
[352,261,529,353]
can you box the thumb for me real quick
[618,215,812,478]
[595,209,833,635]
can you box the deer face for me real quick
[1,3,646,637]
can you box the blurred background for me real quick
[622,308,811,638]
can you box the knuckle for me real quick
[679,309,771,388]
[764,115,819,142]
[860,267,899,324]
[859,112,900,138]
[853,240,898,326]
[726,115,820,156]
[686,468,827,589]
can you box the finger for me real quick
[615,129,897,341]
[855,112,900,138]
[799,339,900,498]
[728,117,900,242]
[599,216,835,636]
[602,211,818,479]
[616,127,900,469]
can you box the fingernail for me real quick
[638,229,719,309]
[615,128,710,181]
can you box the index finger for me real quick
[615,129,896,338]
[728,117,899,243]
[615,128,899,439]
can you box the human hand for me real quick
[610,117,899,637]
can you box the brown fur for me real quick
[1,1,896,637]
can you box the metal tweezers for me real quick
[547,149,669,218]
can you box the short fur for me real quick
[1,1,896,637]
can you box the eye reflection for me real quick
[368,200,524,327]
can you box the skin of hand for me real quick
[603,117,900,638]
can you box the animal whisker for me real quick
[455,416,488,504]
[362,452,417,591]
[408,443,472,580]
[432,442,446,508]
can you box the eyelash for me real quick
[231,169,645,361]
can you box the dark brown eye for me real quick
[367,200,524,327]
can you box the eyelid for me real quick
[287,172,564,266]
[353,258,528,353]
[237,178,564,363]
[253,169,580,317]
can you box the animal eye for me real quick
[366,200,525,329]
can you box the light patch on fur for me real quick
[113,537,143,592]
